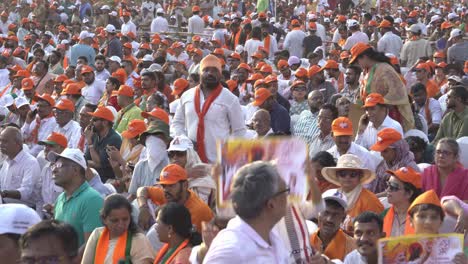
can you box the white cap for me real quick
[57,6,64,10]
[0,204,41,235]
[394,17,402,24]
[68,5,76,9]
[142,54,154,62]
[324,18,330,23]
[322,189,348,210]
[61,39,70,45]
[105,24,116,33]
[83,18,90,24]
[100,5,110,10]
[168,135,194,152]
[48,148,87,169]
[0,106,8,116]
[430,15,441,23]
[109,56,122,64]
[108,11,118,17]
[156,7,164,13]
[14,96,29,108]
[307,13,317,20]
[2,94,14,107]
[79,30,94,40]
[235,44,244,53]
[448,75,462,83]
[448,28,463,41]
[408,24,421,33]
[346,19,359,28]
[448,12,459,20]
[147,63,162,72]
[404,129,429,143]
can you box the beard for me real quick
[203,76,219,89]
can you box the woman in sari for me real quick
[422,138,468,200]
[82,194,154,264]
[154,202,202,264]
[348,42,415,132]
[368,128,420,194]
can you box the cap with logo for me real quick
[0,204,41,235]
[322,188,348,210]
[47,148,87,169]
[157,164,188,185]
[331,117,353,136]
[252,88,272,106]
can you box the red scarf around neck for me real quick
[194,84,223,162]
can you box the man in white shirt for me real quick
[171,55,246,163]
[411,83,442,139]
[203,161,289,263]
[0,11,10,35]
[80,65,105,105]
[327,117,381,172]
[187,6,204,41]
[308,14,326,43]
[355,93,403,150]
[121,12,137,36]
[342,20,369,50]
[21,94,58,157]
[94,55,110,81]
[53,99,81,148]
[151,8,168,33]
[284,19,307,58]
[377,20,403,58]
[0,126,41,207]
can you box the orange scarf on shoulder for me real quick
[153,239,189,264]
[310,229,348,260]
[263,35,270,55]
[383,206,414,237]
[94,228,129,264]
[194,84,223,162]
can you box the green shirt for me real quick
[433,107,468,143]
[54,182,104,246]
[114,103,143,133]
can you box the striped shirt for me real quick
[292,110,319,145]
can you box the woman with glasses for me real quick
[82,194,155,264]
[381,166,422,237]
[421,138,468,200]
[322,154,384,234]
[289,80,309,116]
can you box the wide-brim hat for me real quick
[321,154,375,186]
[139,120,171,146]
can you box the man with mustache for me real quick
[344,212,385,264]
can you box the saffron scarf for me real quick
[383,206,414,237]
[28,112,54,144]
[263,35,270,55]
[0,83,11,98]
[310,229,348,260]
[153,239,189,264]
[194,84,223,162]
[94,228,129,264]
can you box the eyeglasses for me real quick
[435,149,454,156]
[336,170,362,178]
[168,151,186,158]
[50,162,75,170]
[293,87,306,92]
[272,188,290,198]
[386,182,402,192]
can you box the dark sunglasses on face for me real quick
[168,151,186,158]
[336,170,362,178]
[386,182,402,192]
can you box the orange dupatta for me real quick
[263,35,270,55]
[310,229,348,260]
[94,227,129,264]
[153,239,189,264]
[194,84,223,162]
[383,206,414,237]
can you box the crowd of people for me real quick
[0,0,468,263]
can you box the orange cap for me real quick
[172,78,189,96]
[14,70,31,78]
[213,48,224,56]
[62,83,82,95]
[36,94,55,106]
[337,15,347,22]
[228,52,241,60]
[7,64,23,72]
[349,42,372,64]
[247,73,263,82]
[117,85,134,97]
[378,20,392,28]
[226,79,238,92]
[331,117,353,136]
[370,128,402,151]
[81,65,94,74]
[88,106,115,122]
[53,74,68,83]
[121,119,147,139]
[363,93,385,108]
[38,132,68,148]
[252,88,272,106]
[251,52,263,59]
[295,67,308,78]
[415,62,430,72]
[291,19,301,27]
[436,62,447,68]
[237,63,252,72]
[158,164,188,185]
[440,21,453,30]
[125,31,136,39]
[340,51,350,60]
[55,98,75,112]
[291,80,306,89]
[321,60,339,70]
[192,5,200,12]
[141,107,169,124]
[368,20,378,27]
[277,59,289,70]
[191,48,203,57]
[408,10,418,18]
[112,69,127,85]
[192,35,201,42]
[308,21,317,30]
[255,61,266,71]
[308,65,321,77]
[258,11,267,18]
[139,43,151,50]
[264,74,278,84]
[464,61,468,73]
[433,51,446,58]
[408,190,442,214]
[21,78,35,90]
[123,42,132,49]
[253,79,265,89]
[260,64,273,73]
[425,60,436,72]
[386,166,421,189]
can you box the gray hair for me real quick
[437,138,460,157]
[230,161,280,219]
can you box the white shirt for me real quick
[39,162,63,206]
[121,20,137,36]
[0,149,40,205]
[377,31,403,58]
[171,87,247,163]
[314,22,327,42]
[262,34,278,60]
[150,16,168,33]
[95,69,110,82]
[55,119,82,148]
[188,15,204,35]
[354,115,404,150]
[342,31,369,50]
[203,216,289,263]
[82,79,106,105]
[21,116,58,157]
[244,38,263,63]
[0,20,10,35]
[417,98,442,125]
[343,249,368,264]
[284,29,307,58]
[0,68,9,88]
[327,142,381,172]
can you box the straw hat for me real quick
[321,154,375,186]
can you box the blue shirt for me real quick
[270,101,291,135]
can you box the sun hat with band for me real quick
[370,128,402,152]
[168,135,194,152]
[38,132,68,148]
[321,154,375,186]
[349,42,373,64]
[386,166,421,189]
[157,164,188,185]
[88,106,115,122]
[252,88,272,106]
[121,119,147,139]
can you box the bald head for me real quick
[308,90,324,113]
[0,126,23,158]
[252,109,271,137]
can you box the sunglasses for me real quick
[386,182,402,192]
[336,170,362,178]
[168,151,186,158]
